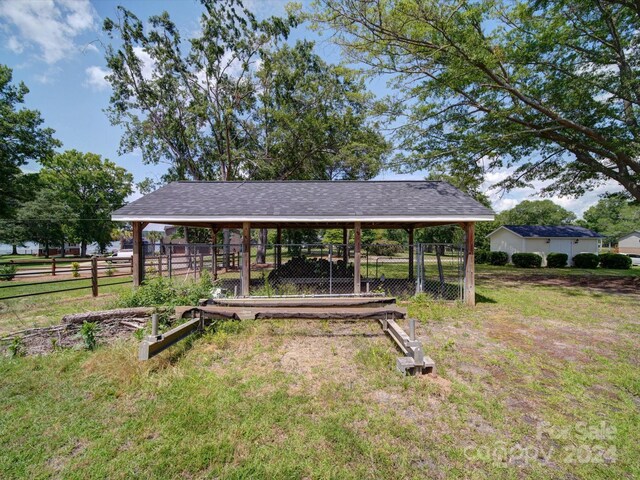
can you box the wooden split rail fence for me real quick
[0,257,133,301]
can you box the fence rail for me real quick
[0,256,133,301]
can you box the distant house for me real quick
[618,231,640,254]
[487,225,603,266]
[37,243,81,257]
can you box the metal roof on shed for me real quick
[112,181,494,225]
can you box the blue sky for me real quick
[0,0,621,217]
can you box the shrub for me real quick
[573,253,599,269]
[546,252,568,268]
[512,252,542,268]
[488,251,509,266]
[71,262,80,277]
[599,253,632,270]
[116,271,215,308]
[0,263,17,281]
[367,240,403,256]
[8,337,24,358]
[475,250,489,264]
[79,321,98,350]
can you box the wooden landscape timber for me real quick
[139,297,435,374]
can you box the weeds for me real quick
[71,262,80,277]
[115,271,214,308]
[0,263,17,281]
[79,321,98,350]
[8,337,24,358]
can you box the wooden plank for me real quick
[139,317,201,360]
[353,222,361,294]
[464,222,476,306]
[209,297,396,308]
[175,305,406,321]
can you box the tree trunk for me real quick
[11,244,17,255]
[256,228,268,264]
[80,240,87,258]
[60,242,66,258]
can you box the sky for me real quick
[0,0,623,218]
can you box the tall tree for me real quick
[103,0,296,183]
[39,150,134,256]
[580,193,640,242]
[315,0,640,201]
[16,190,75,258]
[497,200,576,226]
[0,65,59,218]
[252,41,389,180]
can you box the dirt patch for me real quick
[0,317,147,356]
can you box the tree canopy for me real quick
[0,65,59,218]
[580,193,640,242]
[497,200,576,226]
[103,0,388,185]
[39,150,134,256]
[314,0,640,201]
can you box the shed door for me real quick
[549,239,572,262]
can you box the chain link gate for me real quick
[415,243,464,301]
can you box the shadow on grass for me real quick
[475,293,497,304]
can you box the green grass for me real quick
[0,270,639,478]
[477,263,640,277]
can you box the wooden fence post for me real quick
[51,257,56,277]
[158,255,162,277]
[91,257,98,297]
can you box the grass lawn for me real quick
[0,270,639,478]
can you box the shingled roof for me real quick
[112,181,494,226]
[498,225,604,238]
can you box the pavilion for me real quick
[111,181,494,305]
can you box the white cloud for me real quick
[7,35,23,53]
[133,47,155,80]
[84,65,110,91]
[0,0,97,64]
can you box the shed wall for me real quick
[619,233,640,254]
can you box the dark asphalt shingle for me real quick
[502,225,604,238]
[112,181,495,219]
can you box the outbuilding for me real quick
[112,181,494,305]
[488,225,603,266]
[618,231,640,254]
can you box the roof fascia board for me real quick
[112,214,495,223]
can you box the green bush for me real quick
[512,252,542,268]
[488,251,509,266]
[367,240,403,256]
[71,262,80,277]
[0,263,17,281]
[572,253,599,269]
[475,250,489,264]
[599,253,632,270]
[546,252,568,268]
[116,271,214,308]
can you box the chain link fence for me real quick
[152,242,464,301]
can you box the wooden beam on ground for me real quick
[242,222,251,296]
[353,221,361,294]
[464,222,475,306]
[132,221,145,287]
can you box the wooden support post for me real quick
[211,228,218,280]
[242,222,251,296]
[132,221,145,287]
[157,255,162,277]
[408,227,414,280]
[464,222,475,306]
[354,222,361,294]
[91,256,98,297]
[342,226,348,263]
[276,227,282,268]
